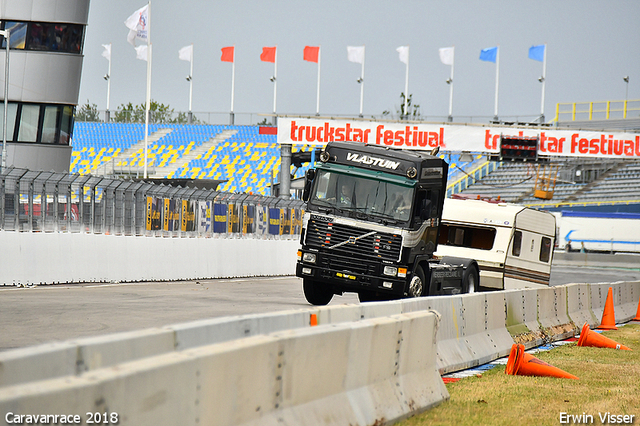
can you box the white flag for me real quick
[101,43,111,61]
[135,45,148,61]
[439,46,454,66]
[124,4,149,46]
[347,46,365,64]
[179,45,193,62]
[396,46,409,65]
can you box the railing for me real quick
[80,110,545,126]
[0,167,304,239]
[524,199,640,210]
[554,99,640,122]
[446,160,500,198]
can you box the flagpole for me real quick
[272,46,277,125]
[448,47,454,122]
[359,46,365,117]
[188,43,193,124]
[230,46,235,125]
[315,46,321,116]
[540,44,547,122]
[143,1,151,179]
[403,46,409,119]
[106,43,111,122]
[493,45,499,121]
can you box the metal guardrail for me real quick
[554,99,640,122]
[0,167,304,238]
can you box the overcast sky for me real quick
[77,0,639,124]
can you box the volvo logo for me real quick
[348,236,357,244]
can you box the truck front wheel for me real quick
[407,265,426,298]
[303,279,334,305]
[463,265,479,294]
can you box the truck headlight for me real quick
[302,252,316,264]
[383,266,397,277]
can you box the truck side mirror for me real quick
[420,199,432,220]
[302,169,316,202]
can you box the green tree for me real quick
[383,92,421,120]
[113,101,200,124]
[75,101,101,122]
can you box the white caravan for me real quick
[434,198,556,290]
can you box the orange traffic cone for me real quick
[597,287,617,330]
[577,323,630,350]
[505,344,578,380]
[633,295,640,321]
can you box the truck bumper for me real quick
[296,261,407,297]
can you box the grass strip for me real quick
[400,324,640,426]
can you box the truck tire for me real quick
[407,265,426,298]
[303,279,333,305]
[462,264,479,294]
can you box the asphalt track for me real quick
[1,263,639,352]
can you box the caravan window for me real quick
[512,231,522,256]
[438,224,495,250]
[539,237,552,262]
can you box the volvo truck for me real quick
[296,141,480,305]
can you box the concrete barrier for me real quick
[504,288,545,348]
[537,286,577,340]
[0,231,300,286]
[615,281,640,321]
[3,281,640,425]
[0,311,448,426]
[565,283,598,328]
[0,310,315,387]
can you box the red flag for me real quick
[303,46,319,63]
[221,46,234,62]
[260,46,276,63]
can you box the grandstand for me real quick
[454,154,640,211]
[71,123,314,195]
[71,109,640,210]
[71,122,484,196]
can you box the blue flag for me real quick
[479,46,498,63]
[528,44,545,62]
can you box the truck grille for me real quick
[305,218,403,265]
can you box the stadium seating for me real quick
[71,123,315,195]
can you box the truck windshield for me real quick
[308,169,414,224]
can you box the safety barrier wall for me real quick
[2,281,639,425]
[0,311,448,426]
[0,231,300,285]
[5,280,639,388]
[565,283,598,331]
[504,288,545,348]
[536,286,575,340]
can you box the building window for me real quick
[0,103,18,140]
[41,105,59,143]
[17,104,40,142]
[1,20,84,54]
[0,102,74,145]
[3,22,27,49]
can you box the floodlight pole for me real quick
[0,29,10,173]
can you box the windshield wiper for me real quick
[310,199,336,214]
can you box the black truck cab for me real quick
[296,141,479,305]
